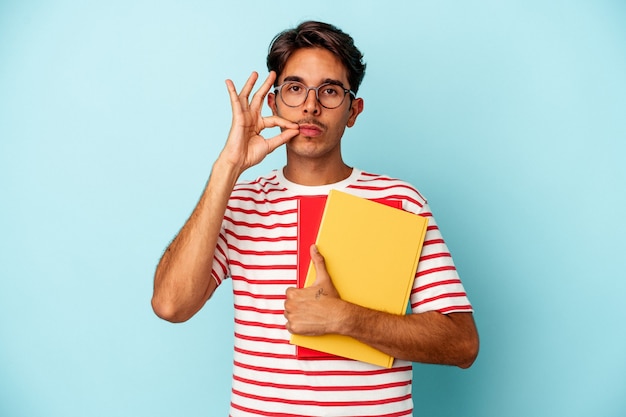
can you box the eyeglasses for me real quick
[274,81,356,109]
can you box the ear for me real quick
[346,97,364,128]
[267,92,278,116]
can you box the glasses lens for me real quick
[317,84,345,109]
[280,82,307,107]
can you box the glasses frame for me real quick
[274,81,356,109]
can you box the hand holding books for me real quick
[284,244,342,336]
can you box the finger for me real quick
[249,71,277,111]
[257,115,299,152]
[285,286,297,300]
[264,128,299,154]
[261,114,299,131]
[225,79,244,118]
[236,71,260,110]
[239,71,259,98]
[310,245,331,285]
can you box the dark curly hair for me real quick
[267,21,366,94]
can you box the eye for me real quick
[320,84,341,96]
[285,82,304,94]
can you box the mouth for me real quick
[298,121,325,138]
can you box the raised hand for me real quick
[221,71,299,173]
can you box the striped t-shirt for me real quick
[211,168,472,417]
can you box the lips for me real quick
[298,123,324,137]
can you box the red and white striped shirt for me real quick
[212,168,472,417]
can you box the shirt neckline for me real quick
[274,167,362,196]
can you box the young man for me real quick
[152,21,478,417]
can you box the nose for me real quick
[302,88,320,115]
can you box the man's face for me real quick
[268,47,364,162]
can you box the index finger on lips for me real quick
[262,115,299,130]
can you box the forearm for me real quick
[336,303,479,368]
[152,158,242,322]
[152,72,298,322]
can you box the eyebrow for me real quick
[282,75,347,88]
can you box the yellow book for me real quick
[290,189,429,368]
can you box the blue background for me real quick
[1,1,625,416]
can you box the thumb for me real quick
[310,244,331,286]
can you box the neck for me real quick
[283,158,352,186]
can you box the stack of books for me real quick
[291,190,429,368]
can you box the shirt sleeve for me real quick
[410,202,473,314]
[211,218,230,287]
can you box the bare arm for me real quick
[152,71,299,322]
[284,245,479,368]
